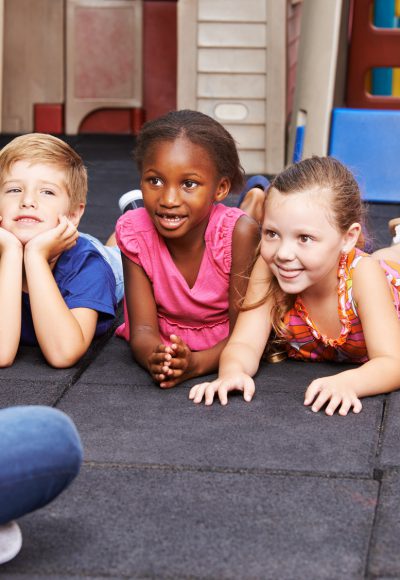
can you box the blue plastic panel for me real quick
[329,108,400,202]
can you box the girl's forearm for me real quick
[184,338,229,380]
[340,357,400,397]
[131,329,163,370]
[218,341,261,378]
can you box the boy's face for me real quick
[0,160,84,245]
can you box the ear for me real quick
[342,222,362,253]
[68,203,85,227]
[214,177,231,203]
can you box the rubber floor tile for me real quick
[2,465,378,579]
[57,378,382,476]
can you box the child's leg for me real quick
[237,175,270,224]
[79,191,144,303]
[79,232,124,303]
[372,218,400,262]
[0,406,82,562]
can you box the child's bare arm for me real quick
[189,255,273,404]
[304,258,400,415]
[0,224,23,366]
[229,214,260,327]
[24,217,98,367]
[122,254,173,382]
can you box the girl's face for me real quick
[140,136,230,242]
[261,187,359,298]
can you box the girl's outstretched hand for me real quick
[304,376,363,416]
[189,373,255,406]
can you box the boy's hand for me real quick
[304,375,363,416]
[0,218,23,252]
[189,372,255,406]
[24,215,78,263]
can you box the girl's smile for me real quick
[141,136,229,243]
[155,211,188,231]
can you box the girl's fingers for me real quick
[304,381,322,406]
[204,383,218,406]
[325,395,341,416]
[338,398,352,416]
[311,389,331,413]
[189,383,209,403]
[243,380,255,402]
[217,385,228,406]
[352,398,363,414]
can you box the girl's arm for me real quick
[161,215,260,388]
[189,254,273,404]
[24,218,98,368]
[122,253,167,378]
[305,257,400,415]
[0,226,23,366]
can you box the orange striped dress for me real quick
[282,248,400,363]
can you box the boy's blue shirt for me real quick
[21,236,117,346]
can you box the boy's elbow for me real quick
[0,353,17,368]
[44,348,85,369]
[0,343,19,367]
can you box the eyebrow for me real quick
[143,169,203,179]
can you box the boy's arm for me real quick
[0,226,23,366]
[24,218,98,367]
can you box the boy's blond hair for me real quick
[0,133,87,209]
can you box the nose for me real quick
[276,239,296,262]
[160,185,181,207]
[19,190,38,209]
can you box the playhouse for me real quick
[0,0,302,175]
[0,0,399,193]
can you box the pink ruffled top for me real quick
[115,204,245,350]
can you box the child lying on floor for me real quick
[115,109,261,387]
[0,133,122,367]
[190,156,400,416]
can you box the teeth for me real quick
[163,215,181,221]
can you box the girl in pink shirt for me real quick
[116,110,260,388]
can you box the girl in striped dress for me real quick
[190,156,400,416]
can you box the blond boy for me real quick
[0,133,119,367]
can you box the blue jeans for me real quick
[0,406,83,524]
